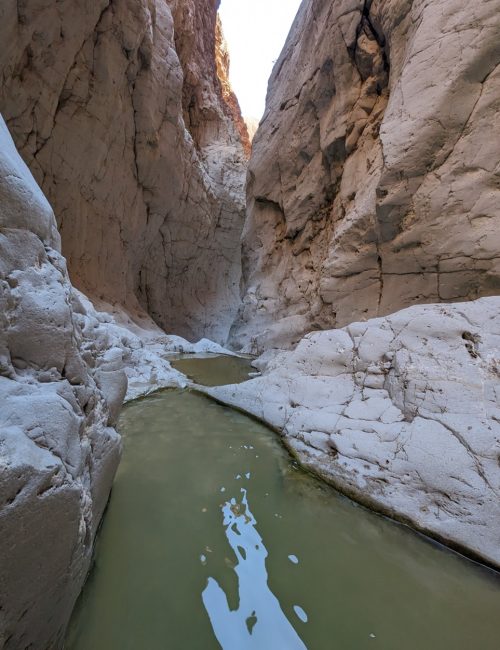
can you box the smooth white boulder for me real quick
[206,298,500,569]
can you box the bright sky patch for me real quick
[219,0,303,120]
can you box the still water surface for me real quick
[169,353,255,386]
[66,358,500,649]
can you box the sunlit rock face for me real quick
[215,15,252,156]
[0,0,247,344]
[231,0,500,352]
[0,116,124,649]
[244,117,260,143]
[208,297,500,570]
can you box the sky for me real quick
[218,0,303,120]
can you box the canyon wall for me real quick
[0,116,124,649]
[0,2,248,647]
[0,99,242,646]
[0,0,247,344]
[231,0,500,352]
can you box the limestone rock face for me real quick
[231,0,500,352]
[208,297,500,569]
[0,0,246,344]
[0,116,124,649]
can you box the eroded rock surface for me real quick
[231,0,500,352]
[0,0,247,344]
[0,100,239,645]
[0,116,124,649]
[210,297,500,568]
[76,291,240,402]
[244,117,260,143]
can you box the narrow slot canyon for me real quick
[0,1,499,648]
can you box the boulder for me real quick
[208,297,500,569]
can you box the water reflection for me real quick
[169,354,254,386]
[66,388,500,650]
[203,488,307,649]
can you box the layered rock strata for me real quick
[207,297,500,569]
[231,0,500,352]
[0,116,124,649]
[0,0,247,344]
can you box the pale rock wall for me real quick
[0,4,248,641]
[207,297,500,569]
[0,116,124,649]
[231,0,500,352]
[244,117,260,143]
[0,0,247,345]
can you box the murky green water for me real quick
[66,361,500,650]
[169,353,255,386]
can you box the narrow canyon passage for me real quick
[1,0,499,646]
[66,358,500,650]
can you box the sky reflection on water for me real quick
[203,488,307,649]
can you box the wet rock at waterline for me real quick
[0,116,123,649]
[207,298,500,569]
[0,0,247,344]
[231,0,500,352]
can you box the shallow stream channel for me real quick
[66,356,500,649]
